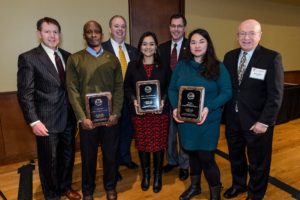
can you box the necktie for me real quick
[54,52,65,84]
[170,43,177,70]
[237,51,247,85]
[119,45,127,78]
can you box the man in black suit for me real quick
[102,15,139,173]
[17,17,81,200]
[158,14,190,181]
[223,19,284,200]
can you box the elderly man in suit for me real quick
[223,19,284,200]
[102,15,139,175]
[17,17,81,200]
[159,14,191,181]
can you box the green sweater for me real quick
[66,49,123,120]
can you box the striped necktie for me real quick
[54,52,65,85]
[119,45,127,78]
[237,51,247,85]
[170,43,177,70]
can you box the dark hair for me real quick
[136,31,160,67]
[169,14,187,26]
[83,20,103,34]
[185,28,220,80]
[109,15,127,28]
[36,17,61,32]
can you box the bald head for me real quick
[237,19,262,52]
[83,20,102,34]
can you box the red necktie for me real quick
[170,43,177,70]
[54,52,65,84]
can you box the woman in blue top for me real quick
[168,29,232,200]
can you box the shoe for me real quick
[210,184,222,200]
[162,164,178,173]
[179,168,189,181]
[63,189,81,200]
[223,187,247,199]
[179,175,201,200]
[106,190,117,200]
[120,161,139,169]
[83,195,93,200]
[117,171,123,181]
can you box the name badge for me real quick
[249,67,266,80]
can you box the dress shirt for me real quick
[110,38,130,63]
[171,37,184,58]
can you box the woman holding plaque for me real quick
[168,28,232,200]
[124,31,171,193]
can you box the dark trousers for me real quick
[118,99,134,164]
[187,150,220,187]
[80,124,119,196]
[36,123,75,200]
[225,113,273,200]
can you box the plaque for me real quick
[136,80,161,113]
[177,86,205,123]
[85,92,112,126]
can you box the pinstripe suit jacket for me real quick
[17,44,73,133]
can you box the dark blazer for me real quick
[124,60,172,115]
[102,39,138,61]
[158,38,188,69]
[223,45,284,129]
[17,44,73,133]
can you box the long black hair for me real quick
[184,28,220,80]
[136,31,160,67]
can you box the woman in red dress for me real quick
[124,32,171,193]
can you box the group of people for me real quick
[17,13,284,200]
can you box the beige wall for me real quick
[1,0,300,92]
[0,0,129,92]
[186,0,300,71]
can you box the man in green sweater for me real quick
[66,20,123,200]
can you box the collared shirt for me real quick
[171,37,184,58]
[110,38,130,63]
[41,43,65,71]
[86,46,104,57]
[237,48,255,69]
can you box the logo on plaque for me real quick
[177,86,205,123]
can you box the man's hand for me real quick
[250,122,268,134]
[81,118,95,130]
[106,114,118,127]
[32,122,49,136]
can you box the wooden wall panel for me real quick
[0,92,36,165]
[129,0,185,47]
[284,71,300,84]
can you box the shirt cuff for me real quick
[30,120,40,127]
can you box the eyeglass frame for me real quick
[237,31,261,37]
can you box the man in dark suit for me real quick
[17,17,81,200]
[223,19,284,200]
[102,15,139,173]
[158,14,190,181]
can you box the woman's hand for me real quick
[196,107,209,125]
[172,108,184,123]
[154,100,164,114]
[134,99,144,115]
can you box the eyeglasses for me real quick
[238,31,260,37]
[170,24,185,29]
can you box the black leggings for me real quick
[187,149,220,187]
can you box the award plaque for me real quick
[136,80,161,113]
[177,86,205,123]
[85,92,112,126]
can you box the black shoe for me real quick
[117,171,123,181]
[179,185,201,200]
[179,168,189,181]
[120,161,139,169]
[223,187,246,199]
[162,164,178,173]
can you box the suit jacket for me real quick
[158,38,188,69]
[124,60,172,115]
[17,44,73,133]
[102,39,138,62]
[223,45,284,130]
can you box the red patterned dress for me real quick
[132,64,169,152]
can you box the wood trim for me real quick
[284,70,300,84]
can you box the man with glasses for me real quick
[159,14,191,182]
[223,19,284,200]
